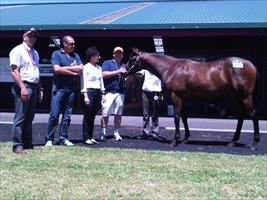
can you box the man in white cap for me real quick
[9,27,43,154]
[100,46,126,141]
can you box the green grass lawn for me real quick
[0,143,266,200]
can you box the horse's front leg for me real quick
[171,112,181,146]
[181,111,190,144]
[171,93,182,147]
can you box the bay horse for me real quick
[126,48,260,150]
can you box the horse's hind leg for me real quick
[243,95,260,150]
[172,113,181,146]
[181,111,190,143]
[228,115,244,147]
[249,108,260,150]
[231,95,260,150]
[228,96,246,147]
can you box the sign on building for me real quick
[0,57,12,82]
[0,58,54,83]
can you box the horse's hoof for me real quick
[183,139,189,144]
[250,146,257,151]
[170,141,178,147]
[250,143,258,151]
[227,141,236,147]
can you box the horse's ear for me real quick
[132,47,140,55]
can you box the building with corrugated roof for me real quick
[1,0,267,118]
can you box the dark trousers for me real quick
[45,90,75,142]
[142,91,161,135]
[82,89,102,140]
[12,83,37,150]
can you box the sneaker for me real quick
[45,140,53,147]
[91,138,99,144]
[63,139,74,146]
[100,135,106,141]
[84,139,94,145]
[100,132,106,141]
[114,132,122,141]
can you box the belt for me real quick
[87,88,101,92]
[23,81,38,86]
[143,90,162,95]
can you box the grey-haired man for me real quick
[9,28,43,154]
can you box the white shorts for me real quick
[102,93,125,116]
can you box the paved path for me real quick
[1,113,266,132]
[0,113,266,155]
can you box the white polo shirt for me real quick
[9,42,40,83]
[139,70,162,92]
[80,62,105,93]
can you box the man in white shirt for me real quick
[9,28,43,154]
[138,70,162,139]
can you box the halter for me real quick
[126,55,140,74]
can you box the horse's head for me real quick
[126,48,144,75]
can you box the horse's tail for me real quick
[247,59,260,79]
[244,59,258,92]
[256,68,260,79]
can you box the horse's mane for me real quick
[150,53,200,64]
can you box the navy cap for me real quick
[23,27,38,36]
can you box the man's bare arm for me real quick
[102,67,126,79]
[10,65,26,89]
[10,65,29,101]
[53,64,83,75]
[64,64,83,73]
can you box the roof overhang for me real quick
[1,27,266,38]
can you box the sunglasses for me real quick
[27,34,37,38]
[67,42,75,46]
[114,51,123,55]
